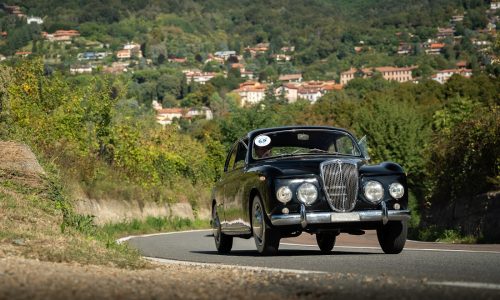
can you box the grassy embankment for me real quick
[0,157,209,269]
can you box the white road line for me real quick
[118,230,500,254]
[116,229,211,244]
[280,242,500,254]
[145,256,328,275]
[427,281,500,290]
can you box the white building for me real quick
[185,107,213,121]
[70,65,93,75]
[27,16,43,25]
[214,51,236,60]
[155,108,184,126]
[432,69,472,84]
[233,81,267,106]
[491,1,500,10]
[183,70,218,85]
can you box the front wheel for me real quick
[316,232,336,253]
[376,221,407,254]
[251,195,280,255]
[212,205,233,254]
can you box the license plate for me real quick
[331,212,360,222]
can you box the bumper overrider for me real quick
[271,203,410,228]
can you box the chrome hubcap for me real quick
[252,201,264,244]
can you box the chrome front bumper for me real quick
[270,205,410,227]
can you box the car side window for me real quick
[224,145,238,172]
[233,142,247,170]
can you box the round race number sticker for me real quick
[254,135,271,147]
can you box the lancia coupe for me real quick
[211,126,410,255]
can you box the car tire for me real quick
[212,205,233,254]
[316,232,336,253]
[251,195,280,255]
[376,221,407,254]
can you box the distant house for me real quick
[437,27,455,39]
[123,42,142,57]
[432,68,472,84]
[371,66,415,82]
[116,49,131,59]
[341,66,415,84]
[230,64,255,79]
[278,74,303,83]
[168,57,187,63]
[397,43,412,55]
[153,105,213,126]
[0,32,6,38]
[27,16,43,25]
[70,65,93,75]
[46,30,80,42]
[3,5,24,18]
[103,62,128,74]
[155,108,184,126]
[214,51,236,60]
[280,46,295,52]
[183,70,218,85]
[78,52,108,60]
[232,81,267,106]
[185,107,213,121]
[279,81,342,103]
[14,51,31,57]
[450,15,464,23]
[244,43,269,57]
[340,68,357,85]
[425,43,445,55]
[471,39,491,47]
[491,1,500,10]
[0,54,6,61]
[271,54,292,61]
[455,61,467,69]
[204,54,225,64]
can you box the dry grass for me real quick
[0,168,146,269]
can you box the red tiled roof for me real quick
[430,43,445,49]
[374,66,415,72]
[436,68,472,74]
[341,68,357,75]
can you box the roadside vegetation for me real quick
[0,0,498,245]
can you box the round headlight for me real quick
[297,183,318,205]
[276,186,292,203]
[389,182,404,199]
[364,181,384,203]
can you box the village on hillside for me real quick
[0,2,499,126]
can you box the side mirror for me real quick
[358,136,370,161]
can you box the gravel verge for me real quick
[1,256,499,300]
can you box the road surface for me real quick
[126,229,500,296]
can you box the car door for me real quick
[217,143,238,231]
[223,140,251,234]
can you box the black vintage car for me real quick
[211,126,410,255]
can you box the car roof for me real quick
[245,126,354,140]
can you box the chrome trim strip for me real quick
[271,210,411,226]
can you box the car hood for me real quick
[248,156,404,177]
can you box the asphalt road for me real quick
[126,229,500,288]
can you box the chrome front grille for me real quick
[320,160,358,212]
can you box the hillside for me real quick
[0,0,498,243]
[0,141,144,267]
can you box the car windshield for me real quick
[252,129,361,160]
